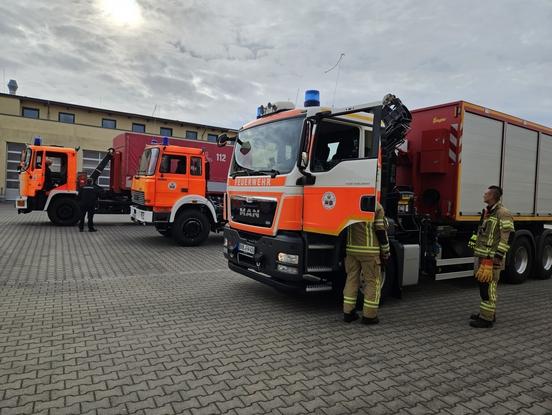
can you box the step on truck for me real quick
[130,136,233,246]
[217,91,552,295]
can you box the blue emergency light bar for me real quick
[304,90,320,107]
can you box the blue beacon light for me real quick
[304,90,320,107]
[162,136,169,146]
[33,136,42,145]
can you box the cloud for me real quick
[0,0,550,128]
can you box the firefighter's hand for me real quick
[493,255,503,268]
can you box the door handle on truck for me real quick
[360,196,375,212]
[181,188,188,192]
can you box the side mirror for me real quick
[240,141,251,155]
[217,132,237,147]
[300,151,308,169]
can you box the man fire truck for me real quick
[218,91,552,295]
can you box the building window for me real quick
[132,123,146,133]
[22,107,39,119]
[102,118,117,129]
[58,112,75,124]
[186,130,198,140]
[207,134,218,143]
[160,127,173,137]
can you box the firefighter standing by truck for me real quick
[343,201,390,325]
[77,179,99,232]
[469,185,514,328]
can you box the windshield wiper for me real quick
[231,169,252,178]
[255,169,280,178]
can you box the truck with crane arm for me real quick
[15,132,233,244]
[217,90,552,296]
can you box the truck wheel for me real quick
[503,237,533,284]
[171,210,210,246]
[535,233,552,280]
[47,197,81,226]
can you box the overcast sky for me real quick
[1,0,551,129]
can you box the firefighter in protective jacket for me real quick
[343,201,390,325]
[469,185,514,328]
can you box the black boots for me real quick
[470,313,496,323]
[343,312,359,323]
[361,316,379,325]
[469,316,494,328]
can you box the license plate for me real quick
[239,243,255,255]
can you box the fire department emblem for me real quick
[168,181,177,190]
[322,192,336,210]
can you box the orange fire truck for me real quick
[218,91,552,294]
[15,138,119,225]
[130,136,232,246]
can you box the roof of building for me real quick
[0,92,235,132]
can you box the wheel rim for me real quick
[58,204,75,220]
[514,246,529,275]
[183,219,202,239]
[543,245,552,272]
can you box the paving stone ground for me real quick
[0,202,551,415]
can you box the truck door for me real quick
[156,153,189,208]
[303,118,379,235]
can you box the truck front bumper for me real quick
[223,227,312,291]
[130,206,153,223]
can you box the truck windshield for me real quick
[137,148,159,176]
[232,116,304,175]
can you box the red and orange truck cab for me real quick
[220,91,412,292]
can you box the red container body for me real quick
[111,133,233,193]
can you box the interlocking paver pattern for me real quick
[0,203,551,414]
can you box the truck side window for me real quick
[364,130,377,158]
[35,153,43,169]
[190,157,202,176]
[159,155,187,174]
[311,121,360,172]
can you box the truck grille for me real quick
[131,190,145,205]
[230,197,277,228]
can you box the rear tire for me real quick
[535,233,552,280]
[503,236,533,284]
[171,210,210,246]
[47,197,81,226]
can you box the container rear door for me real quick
[459,112,503,215]
[502,124,538,215]
[536,134,552,215]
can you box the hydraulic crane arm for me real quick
[89,148,115,183]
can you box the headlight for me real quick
[277,264,299,274]
[278,253,299,265]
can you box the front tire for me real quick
[47,197,81,226]
[171,210,210,246]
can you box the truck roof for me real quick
[412,100,552,135]
[145,144,204,155]
[27,145,77,154]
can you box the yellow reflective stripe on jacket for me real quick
[500,219,514,231]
